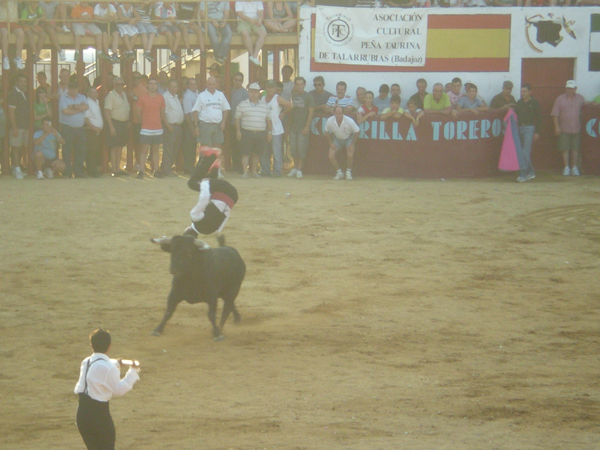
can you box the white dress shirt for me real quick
[324,115,360,140]
[190,179,231,232]
[74,353,139,402]
[192,89,231,124]
[162,91,184,125]
[85,97,104,129]
[183,89,199,115]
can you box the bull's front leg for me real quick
[151,290,180,336]
[218,300,235,334]
[207,299,224,341]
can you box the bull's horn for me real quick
[194,239,211,250]
[151,236,172,245]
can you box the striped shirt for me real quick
[235,99,270,131]
[326,95,354,109]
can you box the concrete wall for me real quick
[298,6,599,103]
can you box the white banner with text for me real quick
[314,7,428,67]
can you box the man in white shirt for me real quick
[160,79,184,176]
[192,76,231,150]
[104,77,130,176]
[182,77,199,173]
[84,86,104,177]
[235,1,267,65]
[325,105,360,181]
[74,328,140,450]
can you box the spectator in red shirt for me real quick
[135,78,166,179]
[356,91,378,124]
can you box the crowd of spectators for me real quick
[315,0,598,6]
[0,2,304,70]
[2,63,597,182]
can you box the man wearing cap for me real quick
[235,82,271,178]
[192,76,231,168]
[551,80,586,177]
[490,81,517,110]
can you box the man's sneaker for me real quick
[296,170,303,179]
[346,170,353,180]
[241,172,248,178]
[14,57,23,70]
[3,57,9,70]
[287,168,297,177]
[33,55,41,63]
[110,53,119,63]
[154,171,164,178]
[333,170,344,180]
[98,51,110,61]
[13,167,24,179]
[516,176,527,183]
[62,25,70,33]
[44,168,54,179]
[249,55,260,65]
[137,171,144,179]
[562,166,571,176]
[144,51,154,62]
[572,166,580,176]
[169,52,180,61]
[37,170,44,180]
[526,173,535,180]
[59,50,66,61]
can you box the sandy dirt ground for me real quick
[1,169,599,450]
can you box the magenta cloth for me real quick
[498,108,520,172]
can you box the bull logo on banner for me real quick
[525,13,576,53]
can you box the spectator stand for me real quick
[0,0,300,176]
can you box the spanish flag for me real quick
[311,14,511,73]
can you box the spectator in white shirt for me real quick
[160,79,185,176]
[182,77,199,173]
[192,76,230,149]
[235,1,267,66]
[74,328,140,450]
[325,105,360,181]
[104,77,131,176]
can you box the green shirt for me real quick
[423,92,451,111]
[34,102,48,129]
[593,94,600,104]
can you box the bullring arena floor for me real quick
[1,170,599,449]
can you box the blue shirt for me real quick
[458,96,484,110]
[373,96,391,111]
[59,93,87,128]
[34,130,61,159]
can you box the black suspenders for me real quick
[83,358,100,395]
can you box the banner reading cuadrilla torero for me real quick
[314,6,428,67]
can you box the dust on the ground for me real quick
[1,171,599,450]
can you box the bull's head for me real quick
[151,235,210,277]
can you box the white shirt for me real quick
[85,97,104,129]
[235,1,263,19]
[183,89,199,115]
[324,115,360,140]
[162,91,184,125]
[190,179,231,232]
[93,3,117,18]
[192,89,231,124]
[262,94,283,136]
[74,353,139,402]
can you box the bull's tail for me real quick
[217,234,226,247]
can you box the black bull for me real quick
[150,235,246,340]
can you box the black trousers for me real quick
[77,393,115,450]
[192,202,227,235]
